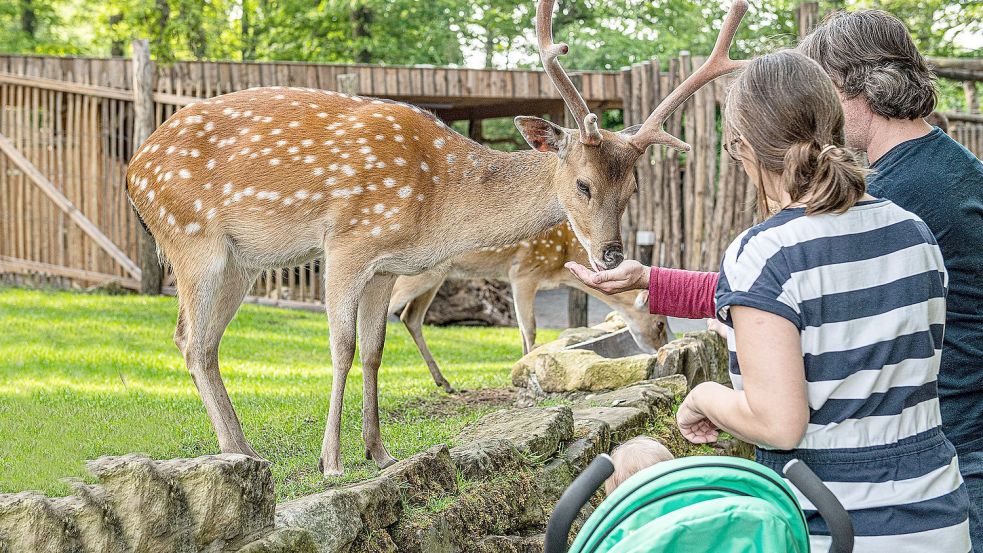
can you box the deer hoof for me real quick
[318,457,344,478]
[436,380,456,394]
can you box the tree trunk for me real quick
[351,5,373,63]
[20,0,37,38]
[110,13,125,57]
[423,279,516,327]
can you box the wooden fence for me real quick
[2,53,982,303]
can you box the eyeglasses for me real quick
[723,135,743,162]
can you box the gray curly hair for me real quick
[797,9,936,120]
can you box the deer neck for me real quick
[436,144,565,250]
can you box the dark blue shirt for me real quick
[867,127,983,454]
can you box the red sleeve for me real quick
[648,267,719,319]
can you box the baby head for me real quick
[605,436,675,495]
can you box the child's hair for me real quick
[604,436,675,495]
[724,50,867,218]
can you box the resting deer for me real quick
[389,222,671,393]
[124,0,749,476]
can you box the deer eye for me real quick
[576,179,591,200]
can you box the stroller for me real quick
[544,455,854,553]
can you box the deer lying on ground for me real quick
[389,222,671,393]
[125,0,749,476]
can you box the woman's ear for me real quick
[514,116,573,155]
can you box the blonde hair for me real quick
[725,50,867,218]
[604,436,674,495]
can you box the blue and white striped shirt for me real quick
[716,199,971,552]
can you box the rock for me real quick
[275,489,362,553]
[349,529,398,553]
[157,454,275,549]
[571,407,651,444]
[425,279,516,327]
[565,328,645,359]
[511,338,574,387]
[450,439,528,481]
[87,454,195,553]
[55,483,129,553]
[457,407,573,460]
[531,350,655,393]
[518,459,575,528]
[649,331,729,386]
[237,528,318,553]
[380,445,457,505]
[650,374,689,398]
[562,419,611,473]
[345,477,402,529]
[473,534,545,553]
[0,492,82,553]
[581,381,676,417]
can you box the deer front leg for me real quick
[357,274,398,468]
[510,274,539,355]
[318,261,370,477]
[401,284,455,393]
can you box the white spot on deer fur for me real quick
[274,94,285,100]
[433,176,441,184]
[373,203,385,214]
[390,223,401,231]
[313,167,324,176]
[167,214,176,226]
[302,139,314,147]
[261,147,272,155]
[335,130,346,136]
[166,146,176,154]
[394,157,406,166]
[397,186,412,198]
[233,192,243,202]
[244,187,255,196]
[288,146,299,154]
[394,135,404,142]
[239,128,249,135]
[203,182,213,190]
[283,197,295,205]
[311,192,323,201]
[164,171,174,181]
[270,158,281,166]
[447,154,457,164]
[318,112,328,118]
[392,123,402,130]
[252,135,262,142]
[179,169,191,179]
[341,165,355,176]
[366,154,378,163]
[359,146,372,155]
[420,162,430,172]
[276,139,287,147]
[295,190,309,200]
[270,128,282,135]
[185,222,201,234]
[289,121,300,128]
[193,199,202,212]
[370,226,382,237]
[341,153,350,159]
[325,177,337,186]
[223,182,233,195]
[353,122,365,129]
[383,177,396,188]
[376,135,385,141]
[376,162,387,169]
[240,147,251,155]
[204,122,215,131]
[190,149,200,158]
[146,190,155,202]
[417,194,425,201]
[206,208,216,220]
[150,144,161,153]
[185,115,203,124]
[434,138,445,149]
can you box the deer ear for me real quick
[514,116,572,154]
[619,124,643,137]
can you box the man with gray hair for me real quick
[799,10,983,552]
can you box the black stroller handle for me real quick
[544,454,615,553]
[783,459,855,553]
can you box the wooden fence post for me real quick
[966,82,979,115]
[337,73,359,95]
[132,39,162,295]
[565,73,589,328]
[798,2,819,40]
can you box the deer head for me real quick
[517,0,750,271]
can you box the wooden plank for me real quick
[0,72,131,102]
[0,130,141,279]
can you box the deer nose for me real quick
[601,243,624,269]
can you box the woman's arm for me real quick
[563,261,720,319]
[677,305,809,450]
[648,267,718,319]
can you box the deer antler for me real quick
[629,0,750,153]
[537,0,603,146]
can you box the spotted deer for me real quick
[125,0,749,476]
[389,222,671,393]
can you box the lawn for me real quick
[0,287,559,500]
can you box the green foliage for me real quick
[0,287,559,500]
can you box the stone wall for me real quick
[0,376,688,553]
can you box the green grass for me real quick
[0,287,558,501]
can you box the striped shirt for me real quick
[715,199,971,552]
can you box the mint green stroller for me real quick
[544,455,854,553]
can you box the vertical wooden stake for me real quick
[965,82,979,115]
[565,73,589,328]
[132,39,162,295]
[337,73,360,95]
[798,2,819,40]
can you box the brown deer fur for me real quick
[389,223,670,392]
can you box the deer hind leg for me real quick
[400,283,455,393]
[175,247,260,458]
[174,301,188,355]
[510,274,539,355]
[357,274,398,468]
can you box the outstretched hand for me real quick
[564,259,650,295]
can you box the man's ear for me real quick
[619,124,643,137]
[514,116,573,154]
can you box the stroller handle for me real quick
[544,454,615,553]
[783,459,855,553]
